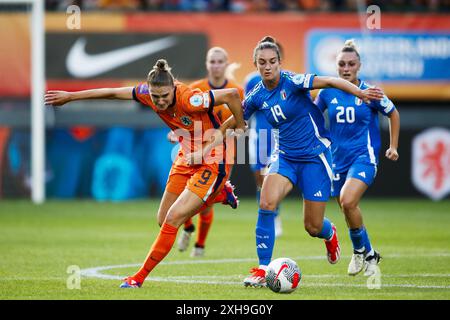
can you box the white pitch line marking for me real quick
[79,253,450,289]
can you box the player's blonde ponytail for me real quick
[147,59,175,87]
[344,39,357,49]
[341,39,361,60]
[225,62,241,82]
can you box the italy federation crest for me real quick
[412,127,450,201]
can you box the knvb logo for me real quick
[412,128,450,201]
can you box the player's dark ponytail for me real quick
[253,35,281,64]
[147,59,175,87]
[260,36,276,44]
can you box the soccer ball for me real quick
[265,258,301,293]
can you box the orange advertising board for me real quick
[1,12,449,99]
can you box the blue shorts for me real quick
[266,150,333,202]
[249,112,276,172]
[332,158,377,197]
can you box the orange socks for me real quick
[133,223,178,283]
[196,208,214,247]
[184,218,194,230]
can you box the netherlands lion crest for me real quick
[412,127,450,201]
[180,116,193,126]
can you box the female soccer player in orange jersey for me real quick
[45,59,245,288]
[174,46,244,257]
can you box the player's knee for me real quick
[304,222,321,237]
[165,208,185,228]
[259,198,278,211]
[340,197,358,214]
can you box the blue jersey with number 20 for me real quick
[315,80,396,173]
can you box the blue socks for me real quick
[317,217,333,240]
[349,226,373,254]
[361,226,373,254]
[349,227,365,252]
[256,209,276,266]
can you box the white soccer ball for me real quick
[265,258,301,293]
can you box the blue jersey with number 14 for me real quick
[315,80,396,173]
[243,71,330,161]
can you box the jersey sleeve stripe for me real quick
[132,87,139,102]
[208,90,215,112]
[304,74,312,89]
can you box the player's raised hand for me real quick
[385,147,399,161]
[44,90,72,106]
[360,87,384,104]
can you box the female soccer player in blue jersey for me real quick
[245,70,284,238]
[242,36,384,287]
[315,40,400,277]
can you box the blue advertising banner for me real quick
[306,31,450,82]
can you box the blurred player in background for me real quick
[244,41,285,238]
[315,40,400,277]
[172,46,244,257]
[45,59,246,288]
[242,36,384,287]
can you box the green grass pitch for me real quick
[0,198,449,300]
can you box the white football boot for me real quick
[364,251,381,276]
[243,268,267,288]
[177,228,194,252]
[190,245,205,257]
[347,251,365,276]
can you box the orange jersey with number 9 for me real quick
[133,81,228,203]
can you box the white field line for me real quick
[79,253,450,290]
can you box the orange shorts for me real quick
[166,162,229,206]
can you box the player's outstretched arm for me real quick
[44,87,134,107]
[211,88,246,131]
[312,76,384,104]
[385,108,400,161]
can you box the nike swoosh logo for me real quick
[275,263,288,281]
[66,36,178,78]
